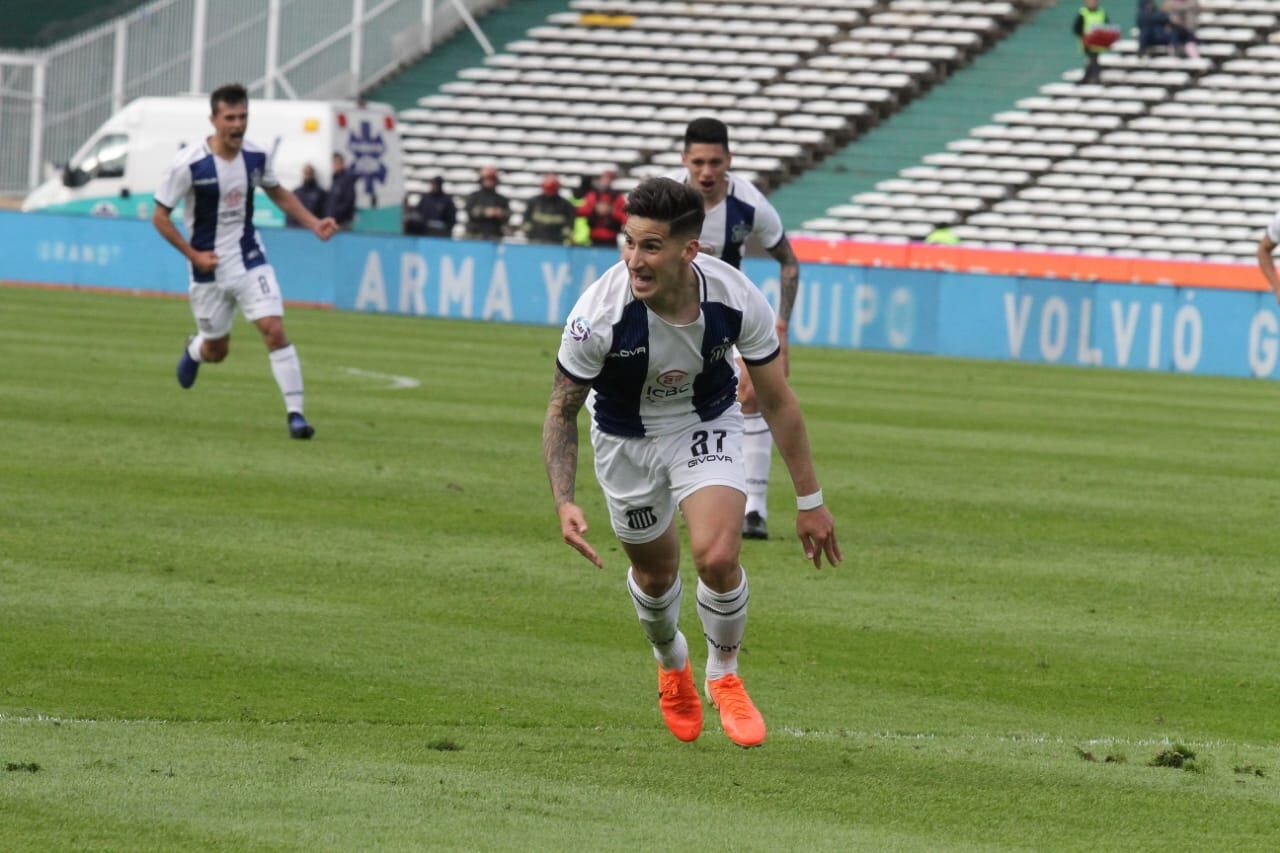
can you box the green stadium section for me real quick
[0,0,149,48]
[769,0,1086,231]
[365,0,574,110]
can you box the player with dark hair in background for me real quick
[670,117,801,541]
[152,83,338,439]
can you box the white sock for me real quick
[743,413,772,517]
[187,335,206,363]
[697,570,749,681]
[627,568,689,671]
[268,344,304,414]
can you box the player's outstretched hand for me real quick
[313,217,340,241]
[796,506,841,569]
[557,502,603,569]
[191,250,218,273]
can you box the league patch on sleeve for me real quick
[569,316,591,342]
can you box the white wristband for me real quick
[796,489,823,511]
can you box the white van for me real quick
[22,96,404,233]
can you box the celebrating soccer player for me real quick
[542,178,840,748]
[670,117,801,541]
[152,83,339,439]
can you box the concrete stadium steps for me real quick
[800,0,1280,261]
[769,0,1080,230]
[387,0,1045,236]
[365,0,573,110]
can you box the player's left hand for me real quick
[557,502,604,569]
[313,217,339,241]
[796,506,841,569]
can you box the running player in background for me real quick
[152,83,338,439]
[670,117,801,540]
[543,178,839,748]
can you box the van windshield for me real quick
[73,134,128,179]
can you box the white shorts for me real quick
[590,407,746,544]
[189,265,284,339]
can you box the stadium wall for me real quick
[7,210,1280,380]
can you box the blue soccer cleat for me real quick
[176,341,200,389]
[287,412,315,440]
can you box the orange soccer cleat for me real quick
[657,660,703,742]
[705,674,766,748]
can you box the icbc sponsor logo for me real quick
[646,368,690,401]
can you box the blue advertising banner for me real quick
[4,210,1280,381]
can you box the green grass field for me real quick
[3,285,1279,850]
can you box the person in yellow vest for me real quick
[1073,0,1111,84]
[569,175,592,247]
[925,224,959,245]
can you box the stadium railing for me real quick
[0,0,502,194]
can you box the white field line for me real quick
[1,713,1274,754]
[340,366,420,390]
[778,727,1279,752]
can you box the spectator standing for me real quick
[522,174,579,245]
[1165,0,1201,58]
[286,163,327,228]
[463,166,511,240]
[1137,0,1173,54]
[326,152,357,230]
[1073,0,1112,84]
[569,175,593,246]
[410,176,457,238]
[577,169,627,248]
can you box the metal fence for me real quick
[0,0,499,193]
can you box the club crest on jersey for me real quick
[569,316,591,342]
[709,336,733,363]
[730,221,753,244]
[249,168,263,185]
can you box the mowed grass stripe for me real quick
[2,286,1279,850]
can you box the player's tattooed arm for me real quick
[768,236,800,327]
[542,367,591,506]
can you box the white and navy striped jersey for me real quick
[666,170,786,269]
[155,139,279,283]
[557,254,780,438]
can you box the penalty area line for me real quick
[340,366,421,390]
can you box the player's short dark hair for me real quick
[626,178,705,239]
[210,83,248,115]
[683,117,730,151]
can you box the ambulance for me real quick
[22,96,403,233]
